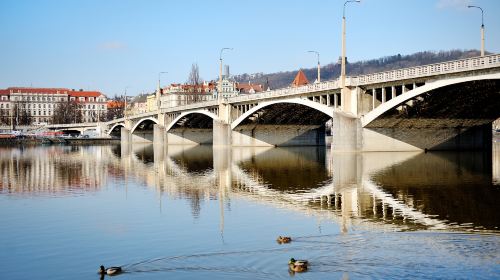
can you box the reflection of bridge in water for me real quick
[119,144,499,232]
[2,143,496,232]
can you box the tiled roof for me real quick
[0,87,105,98]
[236,83,263,93]
[291,70,309,87]
[107,100,125,108]
[5,87,71,94]
[68,90,103,98]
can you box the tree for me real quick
[187,63,202,102]
[52,100,83,124]
[106,95,125,121]
[0,106,10,125]
[12,101,32,126]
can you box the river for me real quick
[0,142,499,279]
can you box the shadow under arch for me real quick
[108,123,124,137]
[362,77,500,150]
[230,98,334,146]
[166,110,217,145]
[131,117,159,143]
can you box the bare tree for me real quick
[106,95,125,121]
[187,63,202,102]
[0,108,9,125]
[52,100,83,124]
[12,101,32,126]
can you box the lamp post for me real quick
[467,5,485,57]
[123,86,131,119]
[158,71,168,110]
[219,47,233,100]
[341,0,360,88]
[308,50,321,83]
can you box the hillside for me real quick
[233,50,484,89]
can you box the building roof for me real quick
[236,83,263,93]
[67,90,103,98]
[291,70,309,87]
[0,87,105,98]
[5,87,71,94]
[132,95,148,103]
[107,100,125,108]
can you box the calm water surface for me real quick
[0,142,499,279]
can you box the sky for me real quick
[1,0,499,97]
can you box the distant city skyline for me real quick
[1,0,499,96]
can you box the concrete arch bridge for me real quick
[57,54,500,151]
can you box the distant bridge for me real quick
[49,54,500,151]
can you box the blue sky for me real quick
[1,0,499,96]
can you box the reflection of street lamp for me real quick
[219,47,233,99]
[308,50,321,82]
[341,0,360,87]
[467,5,485,57]
[158,71,167,109]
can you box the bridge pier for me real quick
[153,124,166,151]
[331,114,361,151]
[121,127,131,145]
[213,120,232,146]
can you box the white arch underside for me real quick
[362,73,500,127]
[165,110,218,131]
[108,123,125,134]
[131,117,159,133]
[231,98,335,130]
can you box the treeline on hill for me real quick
[234,50,483,89]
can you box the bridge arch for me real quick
[131,117,159,133]
[107,123,125,136]
[165,110,218,131]
[231,98,334,130]
[362,73,500,127]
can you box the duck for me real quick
[288,258,308,272]
[99,265,122,276]
[276,236,292,244]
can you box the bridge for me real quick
[49,54,500,151]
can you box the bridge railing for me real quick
[160,100,218,113]
[228,79,341,103]
[47,122,102,129]
[352,54,500,86]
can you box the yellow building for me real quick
[146,94,157,112]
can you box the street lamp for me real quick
[158,71,168,109]
[219,47,233,100]
[341,0,360,88]
[308,50,321,83]
[123,86,131,119]
[467,5,485,57]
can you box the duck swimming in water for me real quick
[288,258,308,272]
[277,236,292,244]
[99,265,122,276]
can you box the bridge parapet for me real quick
[228,79,342,103]
[47,122,101,129]
[160,100,218,113]
[352,54,500,86]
